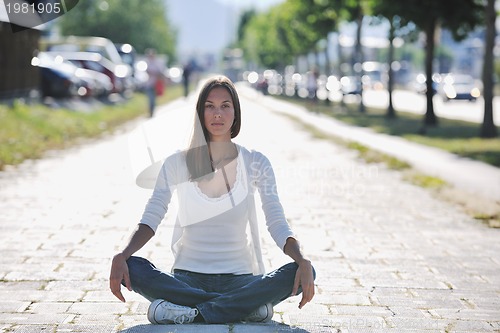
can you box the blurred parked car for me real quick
[43,51,133,94]
[40,36,124,65]
[361,61,387,90]
[116,43,146,89]
[340,76,362,95]
[412,73,440,95]
[438,74,481,102]
[32,52,113,98]
[72,65,114,97]
[31,53,82,98]
[316,74,341,101]
[115,43,136,70]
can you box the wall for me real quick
[0,22,40,98]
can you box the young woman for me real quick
[109,75,315,324]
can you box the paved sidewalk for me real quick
[0,89,499,332]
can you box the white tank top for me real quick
[173,154,254,274]
[173,199,253,274]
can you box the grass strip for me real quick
[283,97,500,168]
[0,85,183,170]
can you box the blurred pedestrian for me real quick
[109,75,316,325]
[182,60,194,97]
[307,69,318,101]
[144,48,166,117]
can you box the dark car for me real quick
[38,67,80,98]
[31,53,82,98]
[33,52,113,98]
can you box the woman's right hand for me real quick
[109,224,155,302]
[109,253,132,302]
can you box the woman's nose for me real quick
[213,108,222,116]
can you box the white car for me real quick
[439,74,481,102]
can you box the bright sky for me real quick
[166,0,285,57]
[215,0,284,10]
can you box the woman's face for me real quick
[203,87,235,142]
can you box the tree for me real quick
[395,0,483,130]
[385,16,396,119]
[338,0,375,113]
[480,0,497,138]
[58,0,176,61]
[279,0,324,65]
[241,7,295,70]
[297,0,340,74]
[236,9,256,48]
[352,2,366,112]
[240,0,342,73]
[371,1,415,119]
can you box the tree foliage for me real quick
[241,0,341,70]
[241,6,294,69]
[58,0,176,61]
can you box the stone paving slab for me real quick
[1,90,499,332]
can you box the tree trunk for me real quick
[315,49,321,72]
[355,10,365,113]
[480,0,497,138]
[337,31,343,77]
[386,16,396,119]
[423,17,438,129]
[323,37,331,105]
[324,36,331,75]
[337,31,346,110]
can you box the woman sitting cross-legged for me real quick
[109,75,316,324]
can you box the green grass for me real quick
[285,97,500,167]
[0,84,183,170]
[404,172,448,189]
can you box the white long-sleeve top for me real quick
[139,145,295,275]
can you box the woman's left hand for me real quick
[292,259,315,309]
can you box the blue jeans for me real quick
[126,256,316,324]
[145,87,156,117]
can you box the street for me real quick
[0,88,499,332]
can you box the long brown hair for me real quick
[185,76,242,180]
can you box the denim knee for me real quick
[279,262,317,280]
[127,255,151,269]
[126,256,157,283]
[277,262,317,296]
